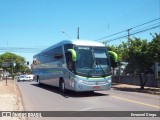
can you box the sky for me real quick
[0,0,160,64]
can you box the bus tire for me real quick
[59,79,66,94]
[37,76,41,85]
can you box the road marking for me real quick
[79,107,95,111]
[112,96,160,109]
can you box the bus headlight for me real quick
[107,79,111,83]
[78,80,87,83]
[79,80,83,83]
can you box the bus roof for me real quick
[35,39,105,56]
[67,39,105,46]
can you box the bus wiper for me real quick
[87,60,96,78]
[87,49,106,78]
[95,59,106,77]
[87,50,96,78]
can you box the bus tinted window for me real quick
[40,46,63,63]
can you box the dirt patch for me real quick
[0,80,24,120]
[0,80,15,94]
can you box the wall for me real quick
[112,75,160,88]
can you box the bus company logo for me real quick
[95,82,98,85]
[2,112,12,117]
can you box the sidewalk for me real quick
[0,79,24,120]
[112,83,160,95]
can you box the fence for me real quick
[112,75,160,88]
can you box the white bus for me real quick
[32,39,112,93]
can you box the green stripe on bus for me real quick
[75,75,111,80]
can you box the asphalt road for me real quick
[17,81,160,120]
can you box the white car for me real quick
[17,75,29,82]
[25,75,34,81]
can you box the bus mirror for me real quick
[108,51,118,63]
[67,49,77,61]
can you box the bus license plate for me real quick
[93,86,100,90]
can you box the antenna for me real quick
[77,27,79,39]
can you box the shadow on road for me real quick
[112,87,142,92]
[31,83,109,98]
[112,84,160,95]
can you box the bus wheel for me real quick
[37,76,40,85]
[60,80,65,94]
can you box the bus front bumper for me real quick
[74,78,112,92]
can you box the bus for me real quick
[32,39,112,93]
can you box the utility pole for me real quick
[126,28,132,42]
[77,27,79,39]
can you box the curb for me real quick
[14,80,26,120]
[112,84,160,95]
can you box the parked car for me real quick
[17,75,34,82]
[25,75,34,81]
[17,75,29,82]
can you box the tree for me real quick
[106,44,128,75]
[0,52,28,78]
[106,33,160,89]
[126,38,153,89]
[148,33,160,62]
[118,42,130,62]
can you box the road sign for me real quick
[2,62,12,67]
[4,71,9,76]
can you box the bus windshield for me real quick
[74,46,111,77]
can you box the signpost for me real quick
[4,71,9,86]
[2,62,12,86]
[2,62,12,68]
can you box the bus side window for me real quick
[66,52,73,71]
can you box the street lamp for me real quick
[60,30,71,39]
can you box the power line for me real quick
[82,0,157,38]
[131,18,160,29]
[96,30,126,41]
[0,47,45,53]
[112,0,158,27]
[0,25,159,53]
[96,18,160,41]
[1,24,159,53]
[131,22,160,34]
[105,25,160,43]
